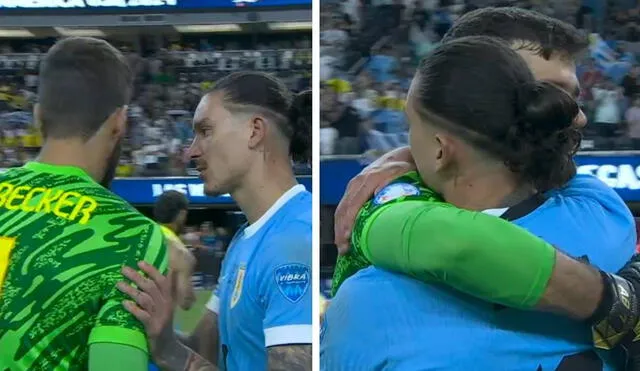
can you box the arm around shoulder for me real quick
[362,200,556,308]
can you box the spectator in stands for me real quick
[626,97,640,148]
[622,65,640,101]
[320,51,339,81]
[410,0,429,27]
[372,86,406,134]
[433,3,454,39]
[199,222,220,252]
[579,57,603,118]
[215,226,232,251]
[320,116,339,155]
[322,17,350,49]
[367,45,398,83]
[328,93,363,154]
[409,5,438,59]
[350,73,376,116]
[593,80,624,141]
[182,225,201,247]
[351,88,377,119]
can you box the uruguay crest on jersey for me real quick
[230,264,246,309]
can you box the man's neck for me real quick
[162,223,178,234]
[231,162,298,225]
[37,140,104,183]
[441,167,535,212]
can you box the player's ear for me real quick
[110,105,128,140]
[33,103,42,131]
[247,115,267,150]
[434,132,454,173]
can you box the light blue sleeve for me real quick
[320,271,391,371]
[257,221,312,347]
[205,253,229,314]
[206,227,243,314]
[545,173,636,271]
[205,274,222,314]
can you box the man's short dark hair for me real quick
[154,191,189,224]
[443,7,589,60]
[38,37,132,139]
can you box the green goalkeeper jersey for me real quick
[0,162,168,371]
[332,171,442,295]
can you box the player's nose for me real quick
[186,138,202,160]
[574,109,587,129]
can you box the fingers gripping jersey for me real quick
[331,172,442,296]
[0,162,169,371]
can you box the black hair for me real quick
[443,7,589,60]
[211,72,311,163]
[154,190,189,224]
[38,37,132,139]
[414,36,580,191]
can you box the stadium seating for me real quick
[320,0,640,155]
[0,41,311,176]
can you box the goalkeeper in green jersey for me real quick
[0,37,168,371]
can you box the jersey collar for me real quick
[160,225,178,240]
[482,193,547,221]
[482,208,508,217]
[243,184,306,239]
[23,161,96,184]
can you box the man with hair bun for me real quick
[116,72,313,371]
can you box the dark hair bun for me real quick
[516,81,577,133]
[505,81,581,191]
[288,90,312,163]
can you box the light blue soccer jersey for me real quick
[321,174,636,371]
[206,185,312,370]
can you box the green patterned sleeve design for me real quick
[331,172,442,296]
[88,223,169,353]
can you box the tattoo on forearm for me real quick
[267,345,312,371]
[156,342,217,371]
[176,331,197,351]
[184,351,218,371]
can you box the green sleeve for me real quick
[360,200,556,309]
[88,343,148,371]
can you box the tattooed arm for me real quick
[117,262,221,371]
[267,345,312,371]
[155,340,219,371]
[153,310,220,371]
[159,343,312,371]
[177,311,220,365]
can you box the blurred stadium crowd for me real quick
[320,0,640,155]
[0,33,312,175]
